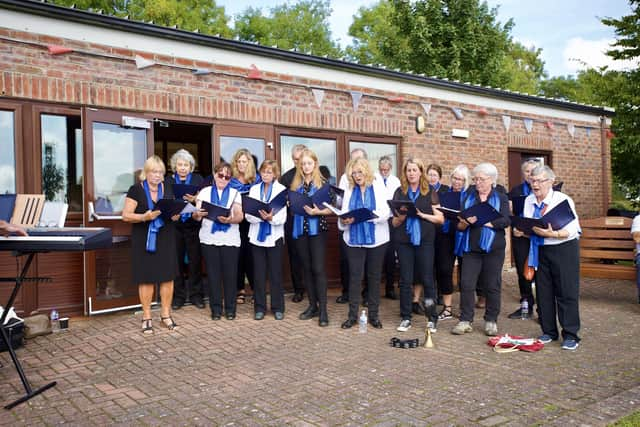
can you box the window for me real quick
[219,136,265,169]
[40,114,83,211]
[349,141,398,177]
[0,110,16,194]
[280,135,337,184]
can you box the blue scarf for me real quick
[527,201,546,269]
[442,188,453,233]
[430,182,441,192]
[405,187,421,246]
[348,185,376,245]
[257,182,273,242]
[143,180,164,253]
[454,190,500,256]
[292,182,320,239]
[175,173,192,222]
[210,185,231,233]
[230,174,261,193]
[522,181,531,197]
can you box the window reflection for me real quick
[349,141,398,176]
[0,110,16,194]
[41,114,83,212]
[220,136,264,168]
[92,122,147,213]
[281,135,337,184]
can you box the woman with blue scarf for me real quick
[435,164,471,322]
[246,160,288,321]
[229,148,261,306]
[291,149,333,327]
[123,156,178,334]
[193,162,244,321]
[451,163,510,337]
[339,158,391,329]
[391,158,445,333]
[167,149,205,311]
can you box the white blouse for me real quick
[245,181,287,247]
[196,186,241,247]
[338,179,391,248]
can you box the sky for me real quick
[215,0,637,78]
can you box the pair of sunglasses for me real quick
[216,173,232,181]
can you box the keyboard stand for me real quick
[0,253,57,410]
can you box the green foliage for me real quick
[498,41,546,94]
[42,163,65,202]
[233,0,343,58]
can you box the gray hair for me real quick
[291,144,307,157]
[450,164,471,191]
[378,155,393,169]
[472,162,498,186]
[531,165,556,181]
[521,158,542,173]
[169,149,196,173]
[350,148,368,160]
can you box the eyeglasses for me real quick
[216,173,232,181]
[473,176,491,183]
[530,178,551,185]
[351,171,364,177]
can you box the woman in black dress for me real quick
[123,155,179,334]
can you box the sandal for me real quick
[160,316,178,330]
[438,306,453,321]
[142,318,153,334]
[236,291,246,304]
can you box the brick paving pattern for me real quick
[1,270,638,426]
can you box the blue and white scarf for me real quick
[454,190,500,256]
[257,182,273,242]
[348,185,376,246]
[527,201,546,269]
[292,182,320,239]
[143,180,164,253]
[405,188,421,246]
[210,185,231,233]
[175,173,192,222]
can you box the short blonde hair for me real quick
[347,158,374,188]
[259,160,281,178]
[170,149,196,173]
[139,155,165,181]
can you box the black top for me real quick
[301,181,328,234]
[126,182,177,285]
[508,182,529,198]
[391,187,439,244]
[166,173,204,230]
[279,167,296,190]
[462,188,510,253]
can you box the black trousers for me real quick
[459,249,505,322]
[202,245,239,316]
[512,235,534,306]
[397,241,435,320]
[173,224,203,302]
[382,237,397,293]
[346,244,387,320]
[294,233,328,310]
[435,232,456,296]
[285,218,305,294]
[251,239,285,313]
[339,231,350,297]
[536,239,581,341]
[236,220,254,293]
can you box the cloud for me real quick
[563,37,639,72]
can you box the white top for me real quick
[523,189,581,245]
[380,174,401,200]
[196,186,241,247]
[632,215,640,253]
[245,181,287,247]
[338,179,391,248]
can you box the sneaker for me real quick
[561,338,579,351]
[538,334,554,344]
[438,306,453,321]
[427,321,437,333]
[451,321,473,335]
[484,321,498,336]
[507,307,523,319]
[397,319,412,332]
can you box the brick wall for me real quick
[0,28,609,219]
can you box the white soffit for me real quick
[1,9,605,124]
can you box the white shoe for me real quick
[451,321,473,335]
[484,321,498,336]
[427,321,437,333]
[396,319,412,332]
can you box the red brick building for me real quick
[0,0,614,316]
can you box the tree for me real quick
[233,0,343,58]
[47,0,233,37]
[497,42,546,94]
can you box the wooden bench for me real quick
[580,216,636,280]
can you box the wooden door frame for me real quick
[214,121,275,165]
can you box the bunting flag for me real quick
[451,107,464,120]
[420,103,432,116]
[47,45,73,55]
[192,68,212,75]
[606,129,615,139]
[567,123,575,138]
[247,64,262,79]
[477,107,488,117]
[545,121,554,130]
[135,55,155,70]
[311,88,325,108]
[388,96,404,103]
[585,127,592,137]
[502,115,511,132]
[523,118,533,133]
[350,91,363,112]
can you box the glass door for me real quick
[82,109,153,314]
[214,124,273,171]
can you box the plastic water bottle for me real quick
[359,310,368,333]
[51,309,60,332]
[521,300,529,320]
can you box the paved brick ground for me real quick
[1,270,639,426]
